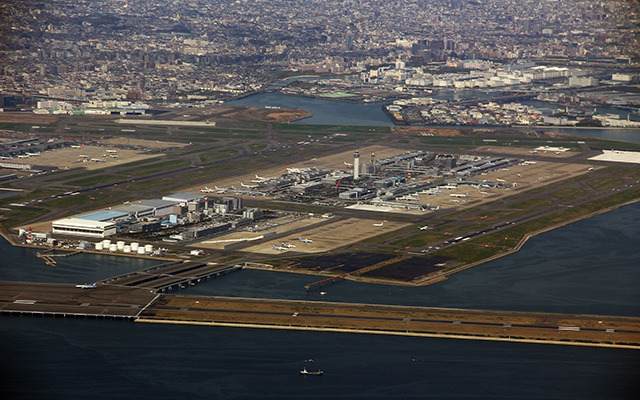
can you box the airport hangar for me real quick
[51,192,204,238]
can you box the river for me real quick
[228,92,640,139]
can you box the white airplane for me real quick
[344,161,353,167]
[26,152,40,156]
[106,149,118,153]
[478,190,489,195]
[75,283,97,289]
[70,145,82,149]
[450,193,469,198]
[252,174,267,182]
[399,194,419,201]
[450,199,460,203]
[442,185,458,190]
[373,222,384,227]
[0,156,11,160]
[17,154,30,158]
[588,167,594,171]
[522,160,537,165]
[496,178,505,182]
[297,237,313,243]
[200,187,215,193]
[91,158,106,162]
[281,242,296,248]
[272,244,287,251]
[418,225,429,230]
[311,157,317,161]
[285,166,302,173]
[241,182,258,188]
[79,154,91,158]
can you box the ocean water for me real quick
[1,318,638,400]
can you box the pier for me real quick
[305,274,348,291]
[99,261,243,292]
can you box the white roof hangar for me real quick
[52,218,117,238]
[162,192,204,204]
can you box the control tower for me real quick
[353,150,360,180]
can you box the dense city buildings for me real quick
[0,0,638,109]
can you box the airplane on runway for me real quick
[344,161,353,167]
[75,283,97,289]
[25,152,40,156]
[272,244,287,251]
[297,237,313,243]
[373,222,384,227]
[478,190,489,195]
[91,158,106,162]
[106,149,118,153]
[418,225,429,230]
[281,242,296,248]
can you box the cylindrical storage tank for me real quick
[116,241,125,251]
[144,244,153,253]
[137,247,146,255]
[123,245,131,253]
[131,242,139,251]
[102,239,111,248]
[95,242,104,251]
[109,244,117,252]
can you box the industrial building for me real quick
[52,218,117,238]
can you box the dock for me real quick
[305,274,348,291]
[98,261,243,292]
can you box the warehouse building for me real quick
[52,218,117,238]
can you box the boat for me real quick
[300,367,323,376]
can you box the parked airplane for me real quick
[200,187,215,193]
[297,237,313,243]
[91,158,106,162]
[418,225,429,230]
[496,178,505,182]
[373,222,384,227]
[449,199,460,203]
[240,182,258,188]
[478,190,489,195]
[272,244,287,251]
[75,283,97,289]
[70,145,82,149]
[281,242,296,248]
[252,174,267,182]
[344,161,353,167]
[79,154,91,158]
[450,193,469,198]
[25,152,40,156]
[17,154,30,158]
[106,149,118,153]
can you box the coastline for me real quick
[136,318,640,350]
